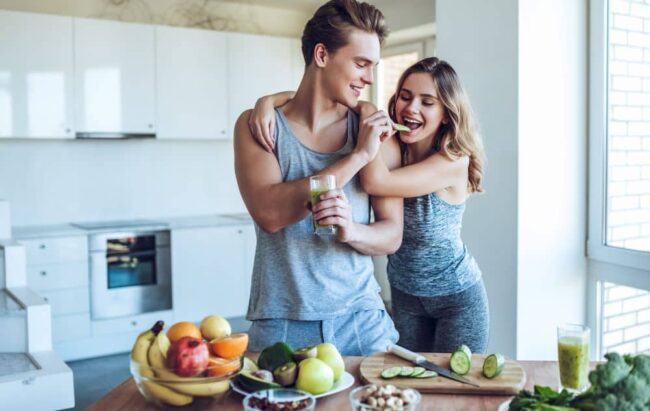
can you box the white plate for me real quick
[231,371,355,399]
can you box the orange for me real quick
[166,321,202,344]
[209,333,249,359]
[206,356,241,377]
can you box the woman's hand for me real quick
[312,188,357,243]
[355,109,396,164]
[248,96,278,153]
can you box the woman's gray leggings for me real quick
[390,279,489,353]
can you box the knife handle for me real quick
[387,344,425,363]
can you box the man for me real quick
[234,0,402,355]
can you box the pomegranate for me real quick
[165,336,209,377]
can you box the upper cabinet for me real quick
[156,26,228,140]
[0,11,74,139]
[227,33,303,133]
[74,18,155,136]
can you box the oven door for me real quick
[89,230,172,320]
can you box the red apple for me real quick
[165,336,209,377]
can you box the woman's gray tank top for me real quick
[388,193,481,297]
[246,108,385,321]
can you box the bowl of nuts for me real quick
[349,384,421,411]
[243,388,316,411]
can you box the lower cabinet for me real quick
[171,224,255,323]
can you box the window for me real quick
[590,0,650,357]
[374,42,424,111]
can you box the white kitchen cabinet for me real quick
[172,224,255,322]
[156,26,228,140]
[74,18,155,135]
[0,11,74,139]
[227,33,303,134]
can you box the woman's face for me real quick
[322,29,380,108]
[394,72,447,145]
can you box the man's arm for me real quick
[234,110,377,233]
[346,136,404,255]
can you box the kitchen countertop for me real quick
[12,213,254,239]
[87,357,577,411]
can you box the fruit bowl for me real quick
[130,355,243,408]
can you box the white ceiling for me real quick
[212,0,393,14]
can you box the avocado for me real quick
[236,370,281,391]
[242,356,259,373]
[257,342,294,372]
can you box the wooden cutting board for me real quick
[360,352,526,395]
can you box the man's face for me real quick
[322,29,380,107]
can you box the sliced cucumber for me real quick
[410,367,426,377]
[450,344,472,375]
[381,366,403,379]
[482,353,505,379]
[415,370,438,378]
[399,366,415,377]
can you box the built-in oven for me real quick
[89,229,172,320]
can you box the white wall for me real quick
[437,0,520,358]
[517,0,587,360]
[437,0,588,359]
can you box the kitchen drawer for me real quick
[39,287,89,316]
[27,261,88,291]
[91,310,174,337]
[52,313,91,342]
[20,236,88,265]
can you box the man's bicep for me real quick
[234,111,283,212]
[371,194,403,227]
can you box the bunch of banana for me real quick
[148,331,230,397]
[130,321,193,407]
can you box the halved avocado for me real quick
[242,356,259,373]
[236,370,281,391]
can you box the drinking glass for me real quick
[309,175,337,235]
[557,324,590,393]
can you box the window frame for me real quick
[373,41,426,109]
[588,0,650,357]
[588,0,650,274]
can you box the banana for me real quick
[147,331,230,397]
[131,320,165,378]
[142,381,193,407]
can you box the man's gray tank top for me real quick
[246,108,385,321]
[388,193,481,297]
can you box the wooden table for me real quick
[88,357,565,411]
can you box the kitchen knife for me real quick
[387,344,480,388]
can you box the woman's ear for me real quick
[313,43,328,68]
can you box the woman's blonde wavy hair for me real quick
[388,57,485,193]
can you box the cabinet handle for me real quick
[43,297,49,302]
[237,229,243,234]
[39,244,46,250]
[40,271,47,276]
[148,124,153,129]
[131,321,138,327]
[221,130,226,135]
[65,128,71,133]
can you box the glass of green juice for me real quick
[557,324,590,393]
[309,174,337,235]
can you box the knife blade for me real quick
[387,344,480,388]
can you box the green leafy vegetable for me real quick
[508,353,650,411]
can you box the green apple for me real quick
[296,358,334,395]
[316,342,345,382]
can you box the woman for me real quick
[250,57,488,353]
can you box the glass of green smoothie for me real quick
[557,324,590,393]
[309,174,337,235]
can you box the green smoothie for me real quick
[558,336,589,390]
[310,188,335,233]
